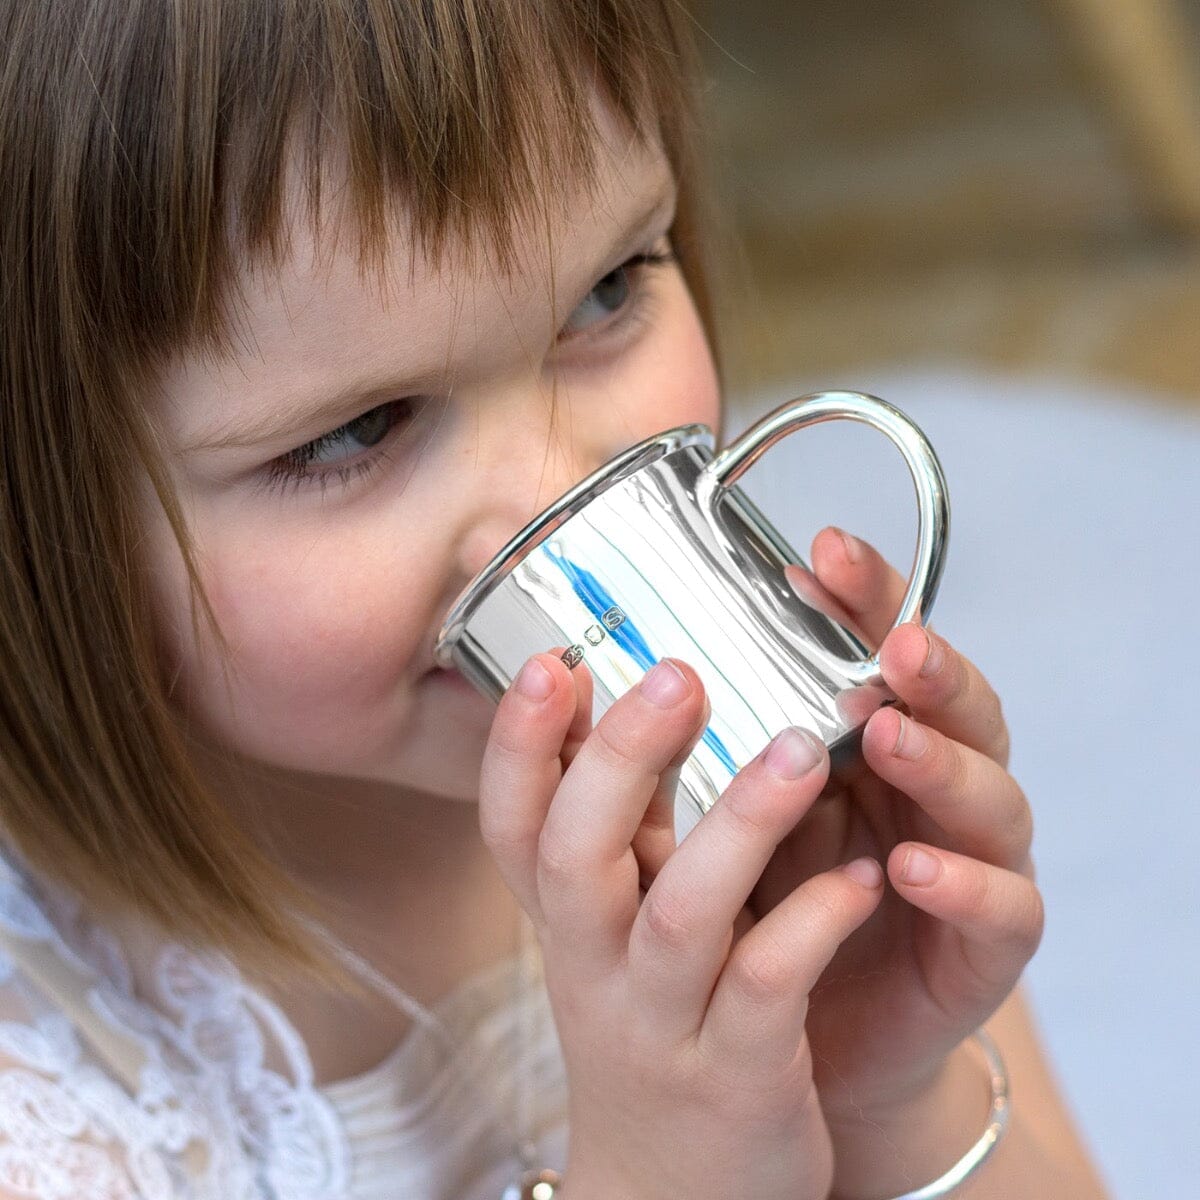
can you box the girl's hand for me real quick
[758,527,1044,1193]
[480,647,885,1200]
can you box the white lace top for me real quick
[0,846,569,1199]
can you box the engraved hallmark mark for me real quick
[602,606,625,630]
[560,606,626,668]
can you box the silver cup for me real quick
[435,391,949,839]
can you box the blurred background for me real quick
[696,0,1200,403]
[688,2,1200,1196]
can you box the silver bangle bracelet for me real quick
[881,1029,1010,1200]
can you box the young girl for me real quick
[0,1,1110,1197]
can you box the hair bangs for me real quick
[54,0,702,367]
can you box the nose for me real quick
[454,389,628,580]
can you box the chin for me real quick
[398,762,486,804]
[396,724,494,801]
[388,679,494,800]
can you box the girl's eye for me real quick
[258,244,674,499]
[259,397,416,498]
[559,246,675,338]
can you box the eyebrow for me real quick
[183,181,677,455]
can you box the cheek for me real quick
[148,509,424,772]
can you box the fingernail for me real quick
[764,726,823,779]
[515,658,554,701]
[640,659,691,708]
[843,856,883,888]
[833,527,863,564]
[892,712,927,761]
[899,845,941,886]
[919,627,945,679]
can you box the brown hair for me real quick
[0,0,718,984]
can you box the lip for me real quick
[423,664,481,696]
[423,661,464,681]
[417,643,449,677]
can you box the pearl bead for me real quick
[501,1166,562,1199]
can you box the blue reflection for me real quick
[543,541,737,776]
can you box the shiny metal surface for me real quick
[435,392,949,838]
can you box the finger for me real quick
[861,708,1032,874]
[562,660,706,896]
[783,562,869,645]
[559,653,595,771]
[629,692,712,890]
[889,843,1045,1023]
[627,725,832,1040]
[807,525,920,650]
[478,652,582,926]
[806,526,1012,768]
[876,622,1011,768]
[699,858,885,1078]
[535,658,709,975]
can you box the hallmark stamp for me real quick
[601,605,625,629]
[559,606,627,668]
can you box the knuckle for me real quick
[587,717,653,776]
[979,871,1045,957]
[640,886,696,953]
[478,807,520,857]
[483,720,522,763]
[485,705,543,763]
[994,727,1012,769]
[959,939,1009,999]
[917,737,969,818]
[585,688,701,777]
[936,738,971,805]
[985,696,1010,759]
[1009,797,1035,860]
[1019,884,1046,952]
[536,824,586,886]
[730,936,792,1003]
[721,786,780,840]
[958,879,1045,1000]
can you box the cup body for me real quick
[435,421,903,840]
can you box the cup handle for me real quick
[695,391,950,686]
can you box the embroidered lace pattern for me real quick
[0,851,349,1199]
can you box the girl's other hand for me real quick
[479,648,885,1200]
[755,527,1043,1197]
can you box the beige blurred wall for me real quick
[693,0,1200,409]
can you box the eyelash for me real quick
[258,399,414,500]
[258,247,676,499]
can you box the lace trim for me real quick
[0,850,350,1199]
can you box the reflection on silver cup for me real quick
[435,391,949,839]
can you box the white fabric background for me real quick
[721,366,1199,1199]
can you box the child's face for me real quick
[142,109,719,804]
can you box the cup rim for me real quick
[433,423,714,665]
